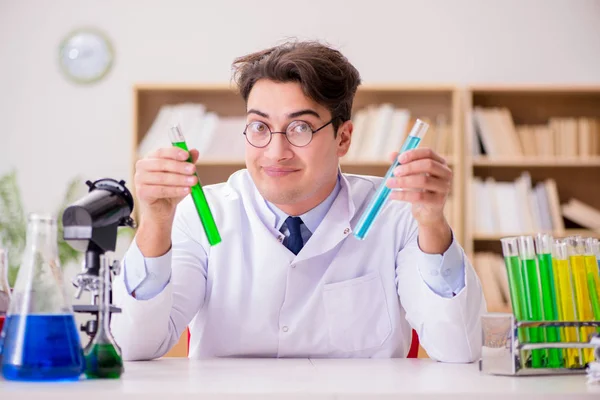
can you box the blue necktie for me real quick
[285,216,304,255]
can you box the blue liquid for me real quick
[1,314,84,381]
[354,135,422,240]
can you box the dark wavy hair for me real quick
[232,40,362,134]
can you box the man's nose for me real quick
[264,132,293,161]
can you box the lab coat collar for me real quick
[232,167,363,262]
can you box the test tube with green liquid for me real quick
[584,238,600,330]
[500,237,529,366]
[552,239,581,368]
[518,235,545,368]
[568,236,594,364]
[534,233,563,368]
[169,125,222,246]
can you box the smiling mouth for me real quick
[262,166,300,177]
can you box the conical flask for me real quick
[84,254,123,379]
[1,213,84,381]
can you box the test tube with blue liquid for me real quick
[354,119,429,240]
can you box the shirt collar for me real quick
[265,174,342,234]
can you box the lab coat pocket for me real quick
[323,271,392,353]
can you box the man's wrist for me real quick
[417,218,452,255]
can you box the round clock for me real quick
[59,28,114,84]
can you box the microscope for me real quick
[61,178,135,344]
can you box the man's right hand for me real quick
[133,146,199,257]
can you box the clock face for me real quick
[59,29,114,84]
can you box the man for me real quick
[112,41,485,362]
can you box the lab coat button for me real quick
[290,264,296,269]
[282,326,289,332]
[277,236,284,243]
[443,269,451,277]
[343,228,350,235]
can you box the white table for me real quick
[1,358,599,399]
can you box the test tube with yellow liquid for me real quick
[583,238,600,329]
[567,236,595,364]
[534,233,562,368]
[552,239,581,368]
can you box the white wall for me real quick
[1,0,600,215]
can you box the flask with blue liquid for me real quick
[1,213,84,381]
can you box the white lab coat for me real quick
[111,169,485,362]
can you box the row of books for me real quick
[472,252,511,313]
[344,104,453,162]
[471,173,600,236]
[138,103,454,163]
[138,103,247,161]
[472,107,600,157]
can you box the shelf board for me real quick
[473,229,600,241]
[472,157,600,167]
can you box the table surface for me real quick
[1,358,599,400]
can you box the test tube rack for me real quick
[480,312,600,376]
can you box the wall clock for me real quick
[59,28,114,84]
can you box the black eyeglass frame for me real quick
[243,117,339,148]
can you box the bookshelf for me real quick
[133,84,463,239]
[463,85,600,313]
[132,83,464,357]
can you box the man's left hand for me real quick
[386,148,452,228]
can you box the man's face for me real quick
[245,79,351,210]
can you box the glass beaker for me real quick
[1,213,84,381]
[84,254,123,379]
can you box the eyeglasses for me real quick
[243,117,337,148]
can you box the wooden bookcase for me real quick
[462,85,600,312]
[132,83,463,357]
[133,84,464,239]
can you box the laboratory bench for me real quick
[0,357,599,399]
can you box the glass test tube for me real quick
[500,237,529,366]
[534,233,562,368]
[353,119,429,240]
[518,235,545,368]
[568,236,594,364]
[593,239,600,272]
[552,239,581,368]
[583,238,600,329]
[169,125,222,246]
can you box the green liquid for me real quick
[587,272,600,326]
[537,253,563,368]
[504,255,529,367]
[504,256,528,338]
[84,343,123,379]
[522,258,545,368]
[172,141,222,246]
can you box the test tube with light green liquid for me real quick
[518,235,545,368]
[552,239,582,368]
[500,237,529,366]
[169,125,221,246]
[534,233,562,368]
